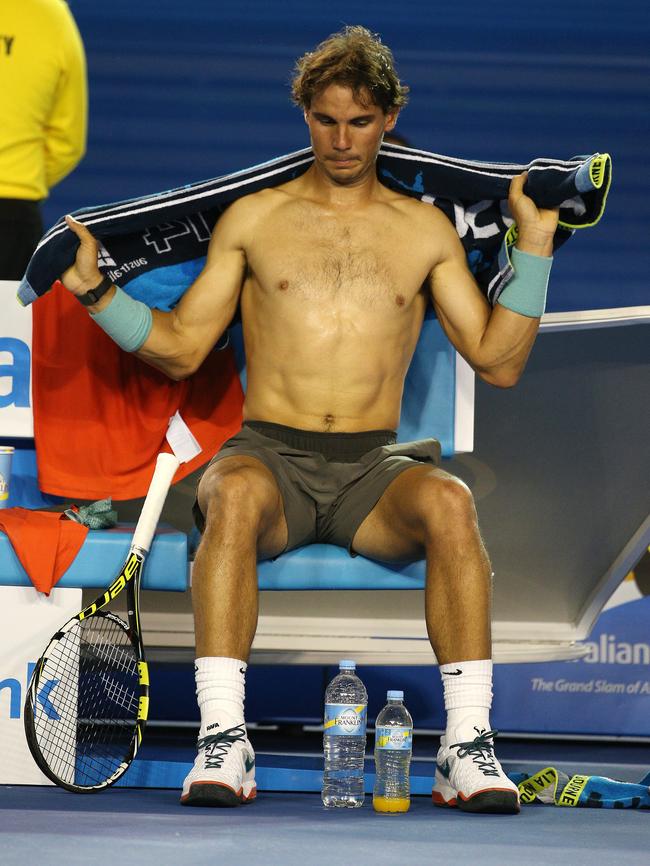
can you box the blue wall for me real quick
[49,1,649,312]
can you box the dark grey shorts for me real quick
[193,421,441,557]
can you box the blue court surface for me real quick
[1,787,648,866]
[1,731,647,866]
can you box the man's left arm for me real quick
[429,173,559,388]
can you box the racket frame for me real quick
[23,453,178,792]
[24,547,148,792]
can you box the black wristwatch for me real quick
[76,274,114,307]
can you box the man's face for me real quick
[304,84,398,186]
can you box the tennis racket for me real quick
[23,452,180,793]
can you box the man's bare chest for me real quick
[245,206,432,308]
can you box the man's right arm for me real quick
[63,201,249,380]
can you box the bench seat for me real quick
[0,523,187,591]
[257,545,424,590]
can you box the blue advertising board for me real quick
[492,587,650,738]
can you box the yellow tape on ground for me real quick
[557,774,590,807]
[516,766,562,804]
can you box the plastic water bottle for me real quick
[373,690,413,813]
[322,659,368,808]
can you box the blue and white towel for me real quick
[510,765,650,809]
[18,143,611,312]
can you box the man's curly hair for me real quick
[291,25,409,114]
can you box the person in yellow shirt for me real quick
[0,0,87,279]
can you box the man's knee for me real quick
[198,459,280,530]
[413,471,478,539]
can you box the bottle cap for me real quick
[339,659,356,670]
[387,690,404,700]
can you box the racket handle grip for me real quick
[132,453,180,552]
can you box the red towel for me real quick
[31,282,244,500]
[0,508,89,594]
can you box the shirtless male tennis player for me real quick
[62,26,558,814]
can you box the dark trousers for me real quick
[0,198,43,280]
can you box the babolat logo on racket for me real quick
[79,553,143,620]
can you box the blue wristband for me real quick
[497,247,553,318]
[90,285,153,352]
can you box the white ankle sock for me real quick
[439,659,493,738]
[195,656,247,733]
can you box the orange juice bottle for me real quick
[373,690,412,813]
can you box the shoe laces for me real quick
[197,725,247,770]
[449,728,500,777]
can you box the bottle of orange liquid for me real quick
[373,690,412,813]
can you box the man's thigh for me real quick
[351,464,458,562]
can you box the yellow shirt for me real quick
[0,0,87,200]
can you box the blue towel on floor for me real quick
[509,766,650,809]
[18,144,611,311]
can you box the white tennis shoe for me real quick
[432,726,520,814]
[181,723,257,807]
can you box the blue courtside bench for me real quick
[0,524,187,592]
[0,441,187,592]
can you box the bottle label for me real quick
[324,703,367,736]
[375,726,412,750]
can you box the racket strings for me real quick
[32,613,140,787]
[100,672,139,714]
[89,633,138,675]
